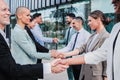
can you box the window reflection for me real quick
[51,0,55,5]
[42,0,45,7]
[46,0,50,6]
[56,0,60,4]
[62,0,66,3]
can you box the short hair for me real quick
[66,13,75,18]
[33,13,41,19]
[74,16,84,24]
[15,6,29,19]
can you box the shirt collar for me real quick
[77,28,84,33]
[0,28,6,38]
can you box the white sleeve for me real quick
[43,63,51,75]
[84,37,109,64]
[84,48,107,64]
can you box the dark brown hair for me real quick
[89,10,110,25]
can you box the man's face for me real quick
[0,1,10,27]
[72,19,81,31]
[66,16,72,25]
[37,16,43,24]
[112,0,120,14]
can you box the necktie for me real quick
[112,29,120,80]
[66,27,71,45]
[72,32,79,50]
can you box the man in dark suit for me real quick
[0,0,68,80]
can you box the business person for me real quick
[0,0,68,80]
[31,13,58,46]
[58,13,77,80]
[59,13,76,45]
[59,0,120,80]
[25,18,49,52]
[25,18,49,63]
[57,16,90,80]
[60,10,109,80]
[11,6,59,65]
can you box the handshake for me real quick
[50,50,70,73]
[50,59,69,73]
[50,50,66,59]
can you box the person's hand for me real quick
[103,76,107,80]
[56,52,65,59]
[50,50,65,59]
[51,59,69,73]
[58,59,69,65]
[50,49,58,58]
[53,38,58,43]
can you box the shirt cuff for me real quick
[43,63,52,75]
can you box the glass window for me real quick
[28,0,31,9]
[91,0,114,13]
[23,0,26,6]
[34,0,38,9]
[51,0,55,5]
[46,0,50,6]
[56,0,60,4]
[67,0,72,2]
[25,0,29,8]
[31,0,35,10]
[61,0,66,3]
[38,0,42,8]
[42,0,45,7]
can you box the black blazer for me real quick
[0,33,43,80]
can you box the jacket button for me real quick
[90,66,92,69]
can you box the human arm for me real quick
[31,25,53,43]
[0,35,44,78]
[12,30,57,60]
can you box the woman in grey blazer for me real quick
[60,10,110,80]
[11,7,56,66]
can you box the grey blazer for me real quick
[11,24,51,65]
[78,28,109,80]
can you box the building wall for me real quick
[91,0,114,13]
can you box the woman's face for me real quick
[88,16,99,30]
[29,20,36,29]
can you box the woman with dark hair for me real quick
[59,10,110,80]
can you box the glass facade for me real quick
[5,0,115,49]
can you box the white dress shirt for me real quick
[84,22,120,80]
[58,28,90,52]
[31,23,53,46]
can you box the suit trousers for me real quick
[71,65,81,80]
[67,67,74,80]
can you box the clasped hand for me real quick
[51,59,69,73]
[50,50,65,59]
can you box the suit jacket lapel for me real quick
[25,26,36,42]
[87,29,106,51]
[86,34,95,52]
[0,33,9,49]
